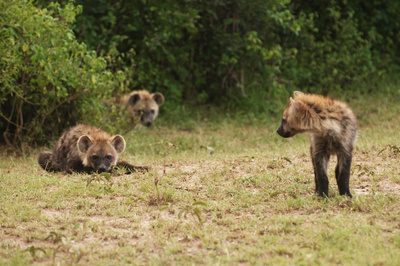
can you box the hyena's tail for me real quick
[38,151,52,171]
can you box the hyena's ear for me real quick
[152,92,164,106]
[293,91,303,98]
[110,135,126,154]
[128,93,141,106]
[77,135,94,153]
[290,97,300,112]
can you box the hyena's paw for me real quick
[132,165,151,173]
[38,152,52,170]
[116,161,151,174]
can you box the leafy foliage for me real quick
[0,0,126,146]
[288,1,377,94]
[2,0,400,146]
[57,0,307,113]
[66,0,400,109]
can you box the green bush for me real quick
[0,0,128,146]
[66,0,400,111]
[287,1,374,94]
[2,0,400,146]
[62,0,307,113]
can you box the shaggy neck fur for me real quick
[294,95,338,135]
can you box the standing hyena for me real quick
[120,90,164,127]
[38,124,149,174]
[276,91,358,197]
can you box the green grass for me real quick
[1,92,400,265]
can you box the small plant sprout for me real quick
[378,144,400,156]
[23,246,46,259]
[178,201,207,224]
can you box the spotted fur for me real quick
[120,90,164,127]
[277,91,358,197]
[38,124,149,174]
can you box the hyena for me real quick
[277,91,358,197]
[38,124,149,174]
[120,90,164,127]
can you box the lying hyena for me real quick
[120,90,164,127]
[277,91,358,197]
[38,124,149,174]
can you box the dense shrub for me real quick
[51,0,307,113]
[0,0,128,146]
[2,0,400,146]
[63,0,399,109]
[288,0,400,94]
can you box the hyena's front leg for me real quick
[312,151,330,197]
[38,152,52,170]
[336,152,353,198]
[116,161,150,174]
[310,146,319,193]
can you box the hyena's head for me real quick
[128,92,164,127]
[277,91,307,138]
[77,135,126,173]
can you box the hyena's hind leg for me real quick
[38,152,52,170]
[335,152,353,198]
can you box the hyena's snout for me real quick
[93,159,112,173]
[98,166,108,173]
[276,125,291,138]
[141,112,155,127]
[141,116,153,127]
[94,164,108,173]
[276,125,284,137]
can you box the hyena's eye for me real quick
[106,155,112,160]
[281,118,287,124]
[150,109,155,114]
[91,155,98,161]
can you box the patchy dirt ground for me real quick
[1,123,400,264]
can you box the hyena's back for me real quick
[296,93,358,152]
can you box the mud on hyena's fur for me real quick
[38,124,149,174]
[277,91,358,198]
[120,90,164,127]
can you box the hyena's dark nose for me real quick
[145,122,152,127]
[98,166,107,173]
[277,127,283,137]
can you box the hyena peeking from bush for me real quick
[120,90,164,127]
[38,124,150,174]
[277,91,358,198]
